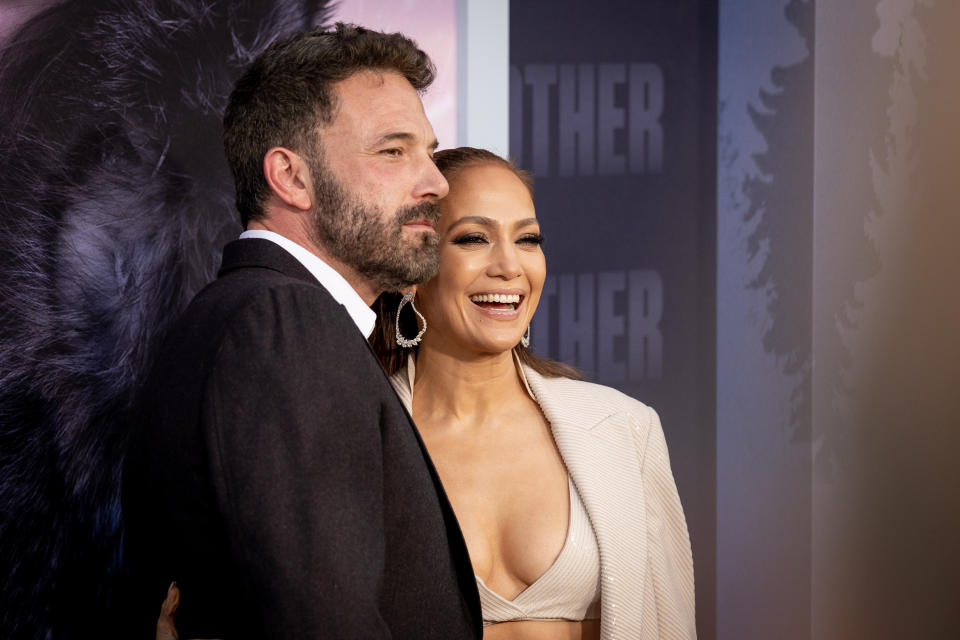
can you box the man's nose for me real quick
[413,154,449,200]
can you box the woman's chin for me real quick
[430,324,528,358]
[470,335,526,357]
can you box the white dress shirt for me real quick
[239,229,377,338]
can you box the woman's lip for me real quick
[471,304,522,320]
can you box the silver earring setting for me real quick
[395,292,427,348]
[520,324,531,348]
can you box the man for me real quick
[122,24,481,638]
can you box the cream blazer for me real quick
[390,357,697,640]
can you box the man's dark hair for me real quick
[223,22,435,227]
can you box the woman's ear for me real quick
[262,147,312,212]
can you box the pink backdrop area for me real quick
[0,0,61,44]
[329,0,458,150]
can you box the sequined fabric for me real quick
[475,476,601,625]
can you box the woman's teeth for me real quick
[469,293,520,311]
[469,293,521,304]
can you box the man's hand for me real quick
[156,582,180,640]
[155,582,223,640]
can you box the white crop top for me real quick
[475,475,601,626]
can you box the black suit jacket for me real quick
[122,239,481,638]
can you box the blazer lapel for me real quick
[523,366,650,638]
[382,359,483,631]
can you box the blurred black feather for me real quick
[0,1,331,637]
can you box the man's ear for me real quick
[263,147,312,211]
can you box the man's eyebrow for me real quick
[374,132,415,146]
[373,132,439,151]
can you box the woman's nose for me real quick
[488,242,523,279]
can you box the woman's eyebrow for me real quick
[447,216,496,231]
[448,216,540,232]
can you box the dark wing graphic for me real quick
[0,1,331,637]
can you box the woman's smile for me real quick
[467,290,526,318]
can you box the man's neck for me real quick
[246,219,380,305]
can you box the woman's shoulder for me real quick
[522,366,659,428]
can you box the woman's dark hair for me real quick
[370,147,581,380]
[223,22,435,227]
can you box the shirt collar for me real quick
[239,229,377,338]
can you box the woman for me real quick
[372,147,695,639]
[157,148,695,639]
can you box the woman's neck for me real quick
[412,344,529,427]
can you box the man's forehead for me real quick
[337,68,393,89]
[330,69,416,104]
[324,70,436,145]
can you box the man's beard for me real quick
[307,160,441,293]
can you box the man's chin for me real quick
[359,249,437,293]
[407,228,439,247]
[385,257,439,291]
[402,235,440,266]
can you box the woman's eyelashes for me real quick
[450,232,544,247]
[451,233,487,245]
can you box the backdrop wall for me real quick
[717,1,960,639]
[509,2,718,636]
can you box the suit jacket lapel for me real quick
[523,366,650,637]
[377,359,483,629]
